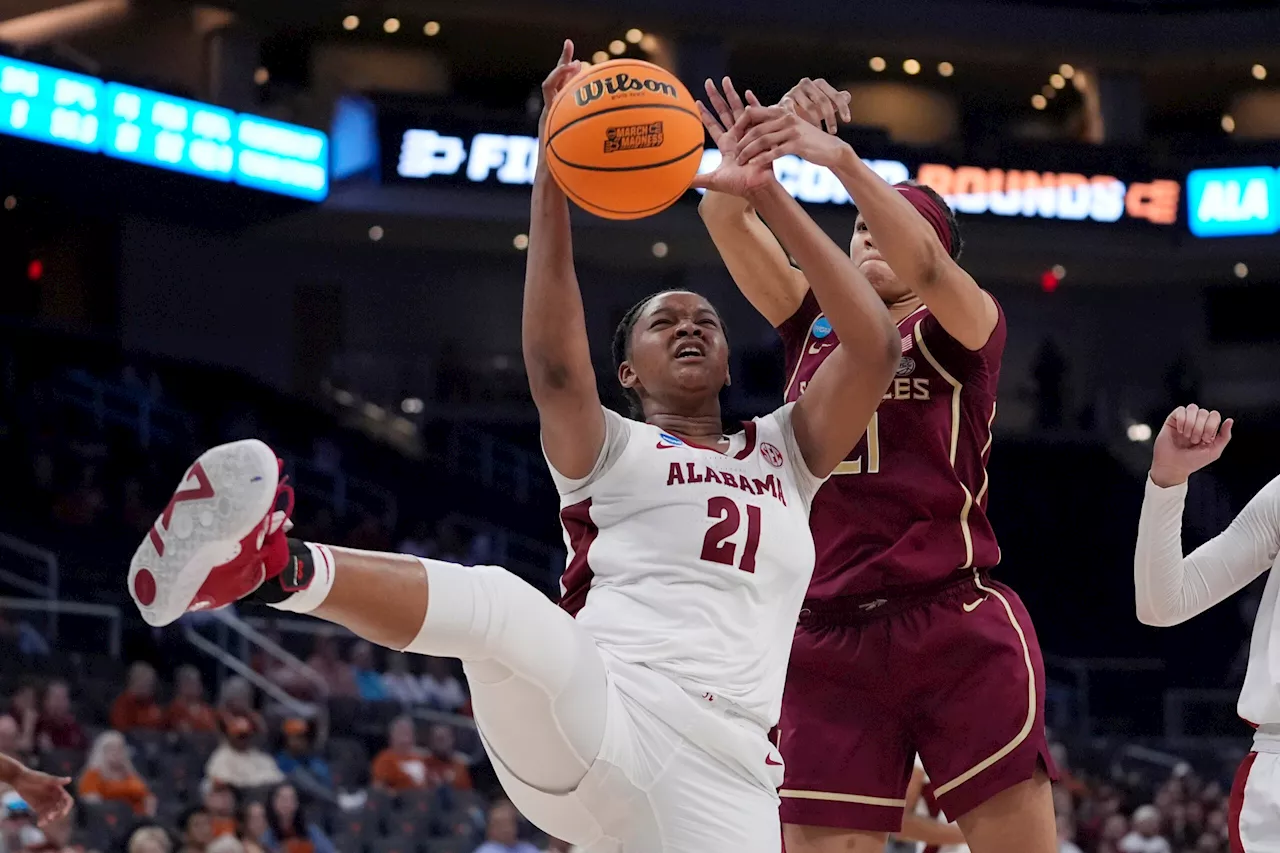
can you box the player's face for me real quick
[620,292,729,411]
[849,214,913,304]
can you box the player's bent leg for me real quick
[292,550,608,796]
[782,824,888,853]
[129,440,606,798]
[953,770,1056,853]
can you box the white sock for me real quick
[268,542,337,614]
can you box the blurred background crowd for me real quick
[1,0,1279,850]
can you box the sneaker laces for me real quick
[265,459,296,538]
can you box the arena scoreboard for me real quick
[0,55,328,201]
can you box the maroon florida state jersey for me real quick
[778,290,1006,602]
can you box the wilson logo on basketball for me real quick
[574,73,678,107]
[604,122,664,154]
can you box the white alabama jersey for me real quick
[1134,475,1280,728]
[1243,560,1280,727]
[548,403,824,729]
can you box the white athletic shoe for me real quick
[128,439,292,627]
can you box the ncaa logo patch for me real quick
[812,317,832,339]
[657,433,685,448]
[896,357,916,377]
[760,443,784,468]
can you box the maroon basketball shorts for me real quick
[776,571,1056,832]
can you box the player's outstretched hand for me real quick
[538,40,583,139]
[692,77,775,197]
[11,765,73,826]
[777,77,852,134]
[1149,403,1234,488]
[734,105,853,171]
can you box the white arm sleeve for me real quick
[542,406,632,495]
[773,401,828,508]
[1134,474,1280,627]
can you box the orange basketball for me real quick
[545,59,704,220]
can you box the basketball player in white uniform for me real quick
[124,44,900,853]
[1132,403,1280,852]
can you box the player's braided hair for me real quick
[611,290,728,419]
[898,180,964,261]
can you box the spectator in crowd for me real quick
[239,801,268,853]
[0,608,51,658]
[11,684,39,755]
[423,724,472,791]
[396,520,434,559]
[201,786,237,839]
[78,731,155,816]
[472,801,539,853]
[305,637,358,699]
[207,838,244,853]
[0,717,28,772]
[216,680,265,738]
[53,464,106,527]
[1120,805,1172,853]
[167,667,219,734]
[111,663,164,732]
[370,716,431,793]
[204,717,284,793]
[274,719,332,801]
[1098,813,1130,853]
[381,654,428,706]
[431,519,468,564]
[420,658,466,713]
[178,806,214,853]
[1058,812,1084,853]
[36,681,86,753]
[126,825,171,853]
[261,783,336,853]
[349,642,387,702]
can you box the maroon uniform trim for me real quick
[558,498,598,617]
[1229,752,1258,853]
[929,571,1038,799]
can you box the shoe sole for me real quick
[129,439,280,627]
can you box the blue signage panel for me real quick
[234,115,329,201]
[1186,166,1280,238]
[0,56,328,200]
[103,83,235,181]
[0,56,102,151]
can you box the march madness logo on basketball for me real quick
[574,73,679,107]
[604,122,664,153]
[760,443,784,468]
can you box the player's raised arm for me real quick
[737,109,998,351]
[522,40,605,481]
[1135,405,1280,626]
[695,78,849,327]
[744,177,898,477]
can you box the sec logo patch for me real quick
[760,443,784,468]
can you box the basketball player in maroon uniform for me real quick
[697,80,1057,853]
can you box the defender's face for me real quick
[850,214,912,304]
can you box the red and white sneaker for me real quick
[129,439,293,627]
